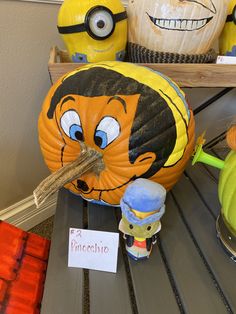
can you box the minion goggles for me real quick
[226,5,236,24]
[58,6,127,40]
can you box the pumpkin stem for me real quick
[33,145,102,208]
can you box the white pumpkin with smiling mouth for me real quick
[128,0,230,54]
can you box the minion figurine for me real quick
[119,179,166,261]
[219,0,236,56]
[57,0,127,63]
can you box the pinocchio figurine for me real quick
[119,178,166,261]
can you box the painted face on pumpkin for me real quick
[57,0,127,63]
[38,64,194,207]
[55,94,156,204]
[147,0,217,32]
[128,0,229,54]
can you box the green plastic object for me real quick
[192,138,236,259]
[192,143,225,170]
[218,150,236,236]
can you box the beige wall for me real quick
[0,0,64,210]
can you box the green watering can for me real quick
[192,133,236,261]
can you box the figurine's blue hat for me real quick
[122,179,166,212]
[120,179,166,226]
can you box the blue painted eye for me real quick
[94,130,108,149]
[60,110,84,141]
[94,116,120,149]
[69,124,84,141]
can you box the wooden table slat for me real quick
[160,194,229,314]
[127,242,180,314]
[41,189,85,314]
[186,146,230,218]
[88,203,133,314]
[183,88,224,111]
[172,175,236,312]
[48,48,236,88]
[185,163,220,218]
[212,146,230,160]
[194,88,236,144]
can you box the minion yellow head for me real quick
[227,0,236,14]
[219,0,236,56]
[57,0,127,62]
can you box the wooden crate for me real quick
[48,46,236,87]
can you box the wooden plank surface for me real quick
[127,233,180,314]
[212,144,229,160]
[171,175,236,312]
[183,88,224,111]
[49,61,236,88]
[41,189,84,314]
[160,194,229,314]
[48,47,236,87]
[185,163,220,218]
[87,203,133,314]
[194,88,236,142]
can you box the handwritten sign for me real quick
[217,56,236,64]
[68,228,119,273]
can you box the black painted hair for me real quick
[47,67,177,178]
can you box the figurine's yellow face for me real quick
[119,215,161,239]
[58,0,127,62]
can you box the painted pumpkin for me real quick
[127,0,229,55]
[57,0,127,63]
[37,61,195,206]
[219,0,236,56]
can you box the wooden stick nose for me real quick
[33,144,103,208]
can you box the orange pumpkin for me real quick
[38,62,195,206]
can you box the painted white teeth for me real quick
[164,20,169,28]
[186,20,192,30]
[181,20,187,28]
[159,19,164,27]
[155,18,208,30]
[176,20,181,29]
[169,20,175,29]
[192,21,198,29]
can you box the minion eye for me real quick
[58,5,127,40]
[226,5,236,25]
[86,6,115,40]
